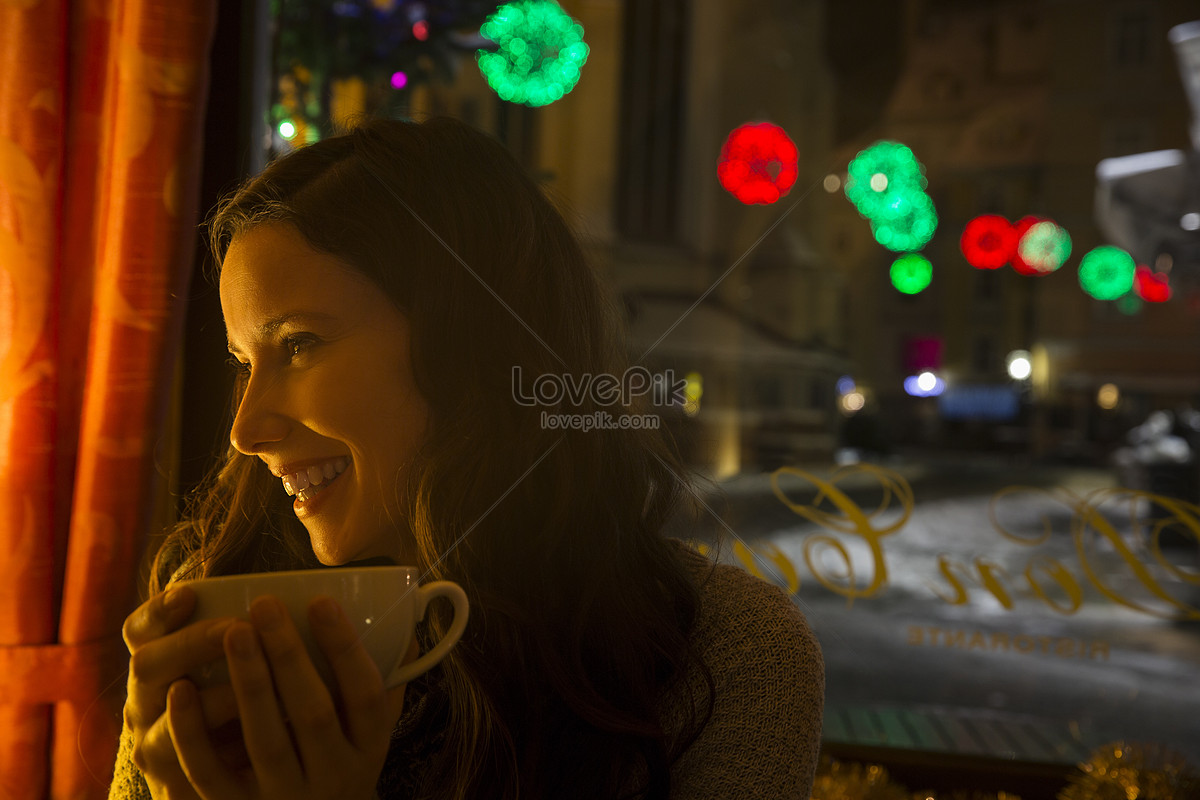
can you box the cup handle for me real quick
[384,581,469,689]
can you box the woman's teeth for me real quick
[282,457,350,500]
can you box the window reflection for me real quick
[254,0,1200,780]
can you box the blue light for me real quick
[904,373,945,397]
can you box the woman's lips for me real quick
[293,462,351,515]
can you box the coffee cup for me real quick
[176,566,468,691]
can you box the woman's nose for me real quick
[229,373,290,455]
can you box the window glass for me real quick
[261,0,1200,781]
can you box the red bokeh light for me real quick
[1010,215,1045,275]
[1133,265,1171,303]
[717,122,798,205]
[413,19,429,41]
[960,214,1017,270]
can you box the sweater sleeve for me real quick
[665,554,825,800]
[108,552,200,800]
[108,721,154,800]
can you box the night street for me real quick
[670,455,1200,765]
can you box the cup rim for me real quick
[174,564,419,587]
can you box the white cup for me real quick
[176,566,468,691]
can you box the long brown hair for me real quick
[157,117,712,798]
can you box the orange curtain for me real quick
[0,1,216,797]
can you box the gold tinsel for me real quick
[810,756,1021,800]
[810,756,910,800]
[1057,742,1200,800]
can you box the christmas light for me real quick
[870,192,938,251]
[717,122,798,205]
[1015,219,1071,275]
[1133,265,1171,302]
[1117,294,1143,315]
[1078,246,1135,300]
[960,215,1016,270]
[890,253,933,294]
[390,71,408,89]
[278,120,297,139]
[477,1,590,107]
[412,19,429,41]
[843,141,938,251]
[844,141,926,219]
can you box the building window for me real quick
[615,0,690,243]
[1110,8,1152,68]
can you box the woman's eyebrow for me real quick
[226,310,339,353]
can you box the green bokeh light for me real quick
[1078,245,1135,300]
[890,253,933,294]
[845,141,928,219]
[478,1,589,107]
[870,191,938,252]
[845,140,937,251]
[1117,294,1143,315]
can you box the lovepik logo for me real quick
[512,366,688,408]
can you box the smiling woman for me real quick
[220,225,431,566]
[108,117,824,800]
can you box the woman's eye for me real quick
[283,334,316,360]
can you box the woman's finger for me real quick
[167,680,246,800]
[248,595,347,774]
[131,710,193,792]
[197,681,240,731]
[123,587,195,650]
[223,619,305,795]
[308,596,397,751]
[126,618,236,721]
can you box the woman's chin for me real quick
[309,535,354,567]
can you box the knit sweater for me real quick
[108,544,825,799]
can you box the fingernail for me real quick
[312,597,340,626]
[171,680,193,708]
[228,625,258,660]
[163,588,186,612]
[250,597,283,631]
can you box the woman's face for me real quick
[220,223,430,565]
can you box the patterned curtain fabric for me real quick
[0,1,215,797]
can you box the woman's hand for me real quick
[166,594,410,800]
[122,587,242,800]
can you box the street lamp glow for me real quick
[1097,383,1120,410]
[904,373,945,397]
[1181,212,1200,231]
[1006,350,1032,381]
